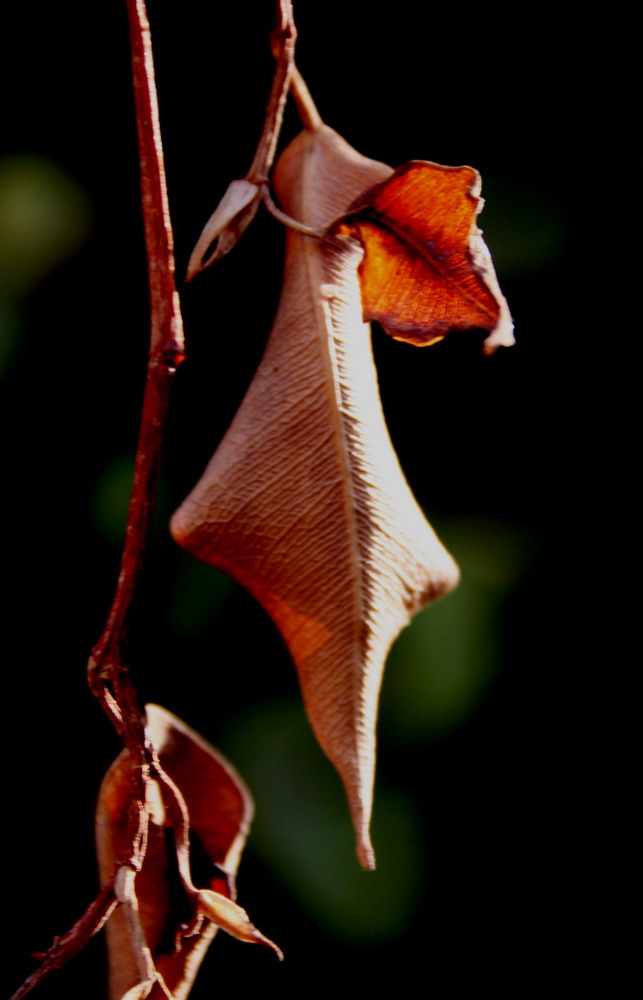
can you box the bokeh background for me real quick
[3,2,624,996]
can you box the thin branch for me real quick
[290,65,323,131]
[88,0,185,746]
[11,2,188,996]
[186,2,330,279]
[9,880,118,1000]
[246,0,297,184]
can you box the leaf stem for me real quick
[11,2,194,996]
[246,0,297,184]
[291,65,323,131]
[8,880,118,1000]
[260,184,322,238]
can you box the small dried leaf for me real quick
[196,889,284,960]
[331,160,514,353]
[96,704,253,1000]
[187,179,261,279]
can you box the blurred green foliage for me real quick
[90,453,136,545]
[383,517,534,741]
[477,176,567,277]
[171,558,239,639]
[0,154,92,372]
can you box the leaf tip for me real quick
[482,314,515,354]
[468,229,515,354]
[341,766,377,870]
[357,834,377,872]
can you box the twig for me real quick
[246,0,297,184]
[186,1,328,279]
[88,0,184,743]
[290,65,323,131]
[83,0,190,988]
[9,880,118,1000]
[11,2,187,996]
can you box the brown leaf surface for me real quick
[171,126,460,870]
[331,160,514,353]
[96,704,253,1000]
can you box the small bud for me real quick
[196,889,284,961]
[187,179,261,279]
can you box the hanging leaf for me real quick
[187,179,262,278]
[96,704,259,1000]
[171,125,469,870]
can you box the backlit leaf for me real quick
[331,160,514,353]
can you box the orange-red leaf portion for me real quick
[330,161,514,353]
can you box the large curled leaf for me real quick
[96,704,255,999]
[171,125,464,869]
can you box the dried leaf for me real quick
[196,889,283,960]
[96,704,253,1000]
[120,984,156,1000]
[330,160,514,353]
[171,125,463,870]
[187,179,261,279]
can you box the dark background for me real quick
[2,2,628,996]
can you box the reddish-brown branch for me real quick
[186,0,302,280]
[290,65,323,131]
[11,2,187,997]
[246,0,297,184]
[88,0,184,746]
[9,880,118,1000]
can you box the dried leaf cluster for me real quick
[11,1,511,997]
[176,104,512,870]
